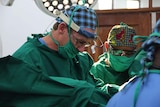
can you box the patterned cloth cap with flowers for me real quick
[108,22,136,48]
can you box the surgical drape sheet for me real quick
[0,56,109,107]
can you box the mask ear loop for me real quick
[104,41,109,52]
[90,11,103,54]
[106,41,113,66]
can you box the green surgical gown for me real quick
[89,52,130,96]
[128,49,147,77]
[90,52,129,86]
[0,35,110,107]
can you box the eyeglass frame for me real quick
[71,31,92,47]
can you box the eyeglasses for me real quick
[109,47,136,57]
[71,33,91,47]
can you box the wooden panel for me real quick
[156,12,160,20]
[86,8,160,62]
[87,10,153,62]
[97,12,151,36]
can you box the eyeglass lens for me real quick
[72,34,91,47]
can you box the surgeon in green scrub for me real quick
[90,23,137,96]
[0,5,110,107]
[106,19,160,107]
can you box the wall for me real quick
[0,0,54,57]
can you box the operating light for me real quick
[34,0,97,17]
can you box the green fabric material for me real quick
[128,49,147,77]
[0,56,109,107]
[90,52,129,96]
[109,53,135,72]
[0,34,110,107]
[13,36,95,84]
[90,52,129,85]
[49,33,78,59]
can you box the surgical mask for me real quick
[108,53,135,72]
[49,33,78,59]
[58,40,78,59]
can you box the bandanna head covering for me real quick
[56,5,97,38]
[108,22,136,48]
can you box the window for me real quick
[92,0,159,10]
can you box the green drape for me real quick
[0,56,109,107]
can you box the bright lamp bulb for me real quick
[44,2,50,7]
[88,0,94,4]
[63,0,69,5]
[35,0,97,17]
[52,1,58,6]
